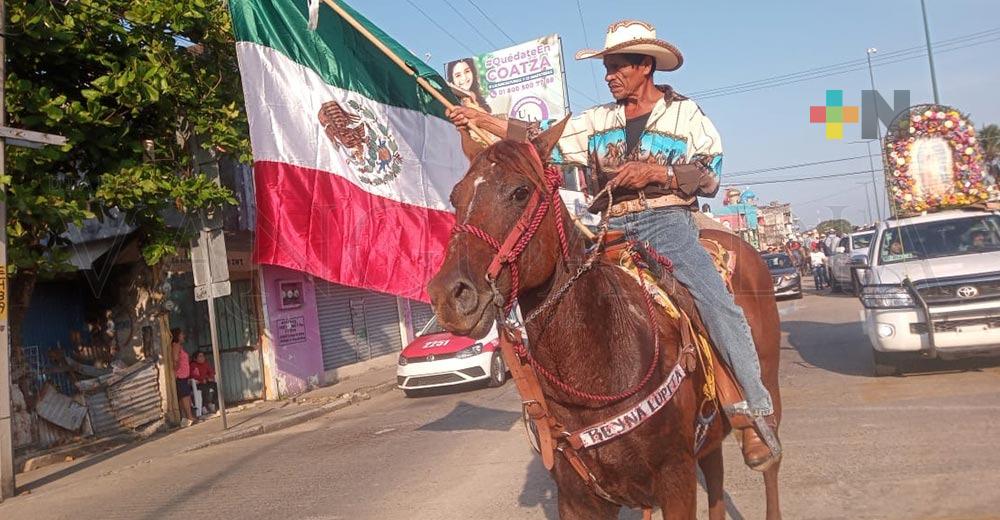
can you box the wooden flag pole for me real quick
[320,0,494,144]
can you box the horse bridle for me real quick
[451,142,570,316]
[449,143,665,404]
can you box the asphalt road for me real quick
[4,285,1000,519]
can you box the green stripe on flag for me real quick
[229,0,457,118]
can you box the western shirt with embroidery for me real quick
[544,87,723,210]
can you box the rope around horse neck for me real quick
[515,252,664,403]
[512,186,669,404]
[523,185,612,325]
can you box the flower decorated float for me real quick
[884,104,999,216]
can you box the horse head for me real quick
[427,118,574,339]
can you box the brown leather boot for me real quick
[741,414,782,472]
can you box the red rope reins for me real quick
[451,143,568,315]
[450,143,665,404]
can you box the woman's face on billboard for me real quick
[451,61,475,91]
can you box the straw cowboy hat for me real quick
[575,20,683,71]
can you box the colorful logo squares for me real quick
[809,90,859,139]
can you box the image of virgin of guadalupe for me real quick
[909,136,954,199]
[446,58,492,113]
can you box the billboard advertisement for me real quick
[445,34,569,123]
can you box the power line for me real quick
[449,1,601,108]
[691,27,1000,97]
[703,36,1000,100]
[697,36,1000,100]
[690,27,1000,98]
[403,0,476,55]
[440,0,498,49]
[465,0,515,44]
[726,154,873,178]
[795,184,868,208]
[689,28,1000,100]
[731,168,881,186]
[574,0,602,98]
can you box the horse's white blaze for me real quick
[463,174,486,224]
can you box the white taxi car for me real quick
[396,316,506,396]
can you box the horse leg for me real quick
[698,446,726,520]
[658,460,698,520]
[763,457,782,520]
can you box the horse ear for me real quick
[531,116,570,162]
[459,128,488,162]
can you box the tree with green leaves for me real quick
[5,1,249,358]
[815,219,853,235]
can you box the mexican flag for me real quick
[229,0,467,301]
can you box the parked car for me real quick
[859,209,1000,376]
[762,252,802,299]
[827,230,875,294]
[396,315,507,396]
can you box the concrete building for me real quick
[757,202,797,249]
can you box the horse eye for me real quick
[511,185,531,203]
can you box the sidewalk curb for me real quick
[18,375,399,473]
[16,435,131,473]
[181,379,396,453]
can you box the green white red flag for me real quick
[229,0,467,301]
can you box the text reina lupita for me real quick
[581,367,686,446]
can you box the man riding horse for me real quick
[447,19,780,471]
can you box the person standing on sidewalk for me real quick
[171,328,197,427]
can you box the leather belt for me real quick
[607,195,677,218]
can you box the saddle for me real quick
[600,230,752,431]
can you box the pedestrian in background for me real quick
[171,328,197,427]
[190,350,219,415]
[810,245,828,290]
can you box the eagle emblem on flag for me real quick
[319,99,403,186]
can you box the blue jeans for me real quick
[812,265,827,289]
[609,207,774,416]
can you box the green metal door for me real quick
[167,274,265,403]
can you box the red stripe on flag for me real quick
[252,161,456,302]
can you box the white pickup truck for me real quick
[827,229,875,294]
[859,209,1000,376]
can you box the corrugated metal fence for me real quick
[76,359,163,437]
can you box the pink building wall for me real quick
[260,265,324,398]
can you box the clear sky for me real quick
[357,0,1000,228]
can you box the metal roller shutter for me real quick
[316,280,404,370]
[409,300,436,333]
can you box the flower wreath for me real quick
[885,104,996,215]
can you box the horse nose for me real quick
[450,277,480,316]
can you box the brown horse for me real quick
[427,121,782,520]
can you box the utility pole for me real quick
[0,0,68,499]
[850,137,884,221]
[919,0,941,104]
[864,49,887,220]
[0,0,13,500]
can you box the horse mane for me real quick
[477,139,544,183]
